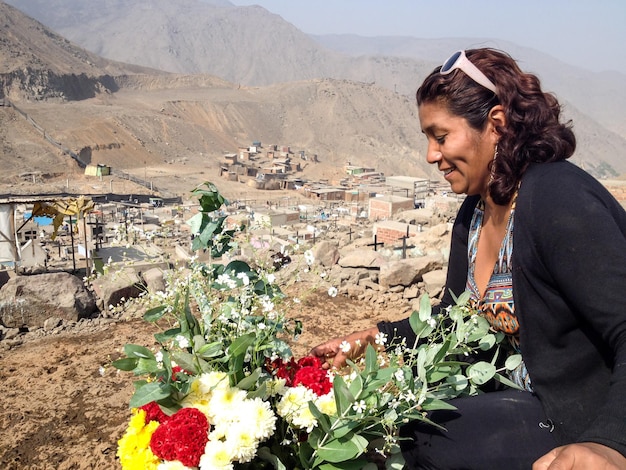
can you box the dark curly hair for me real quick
[416,48,576,205]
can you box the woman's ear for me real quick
[488,105,506,137]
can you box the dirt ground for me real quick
[0,283,407,470]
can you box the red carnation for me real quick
[268,357,299,386]
[150,407,209,467]
[140,401,169,423]
[297,356,323,369]
[293,365,332,396]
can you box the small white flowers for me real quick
[375,332,388,346]
[176,335,190,349]
[339,341,351,353]
[352,400,367,414]
[236,272,250,286]
[427,317,437,328]
[216,272,237,289]
[304,250,315,266]
[327,286,338,298]
[155,350,164,364]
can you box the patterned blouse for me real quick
[466,197,532,391]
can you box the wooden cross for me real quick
[367,235,384,251]
[396,234,415,259]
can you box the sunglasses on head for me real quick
[440,50,497,94]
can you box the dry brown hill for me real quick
[0,0,624,201]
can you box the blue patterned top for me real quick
[466,197,532,391]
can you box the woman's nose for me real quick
[426,143,442,164]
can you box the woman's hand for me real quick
[309,326,382,370]
[533,442,626,469]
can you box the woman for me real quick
[310,48,626,469]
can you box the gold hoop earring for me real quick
[488,144,498,185]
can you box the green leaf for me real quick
[318,459,369,470]
[256,446,288,470]
[129,381,172,408]
[236,368,261,391]
[418,294,432,322]
[223,260,252,275]
[133,358,160,376]
[364,344,379,375]
[171,351,200,374]
[143,305,168,322]
[494,373,524,390]
[478,333,497,350]
[228,332,256,357]
[315,434,369,464]
[327,419,361,440]
[428,363,459,382]
[154,327,181,344]
[408,312,434,340]
[186,212,204,235]
[196,341,227,358]
[348,374,364,398]
[124,344,155,360]
[445,374,469,391]
[332,376,355,415]
[420,398,458,411]
[307,401,332,434]
[505,354,523,371]
[467,361,497,385]
[111,357,138,371]
[454,290,471,306]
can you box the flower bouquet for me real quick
[113,182,520,469]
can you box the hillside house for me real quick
[344,189,374,203]
[252,208,300,227]
[352,171,385,184]
[223,153,238,165]
[345,164,375,176]
[84,164,111,177]
[306,187,346,202]
[385,175,430,207]
[368,195,414,220]
[373,220,422,245]
[238,147,256,162]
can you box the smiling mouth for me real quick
[442,167,456,176]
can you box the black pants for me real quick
[400,389,557,470]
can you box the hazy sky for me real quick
[231,0,626,74]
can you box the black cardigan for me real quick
[378,161,626,456]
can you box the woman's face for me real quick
[418,101,497,198]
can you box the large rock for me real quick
[422,269,447,298]
[141,267,167,294]
[311,241,340,267]
[0,272,97,328]
[378,255,444,288]
[92,267,143,310]
[338,249,386,269]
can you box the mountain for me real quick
[0,0,625,198]
[0,1,437,197]
[7,0,626,140]
[313,34,626,141]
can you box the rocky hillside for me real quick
[0,0,624,198]
[8,0,626,142]
[0,2,164,101]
